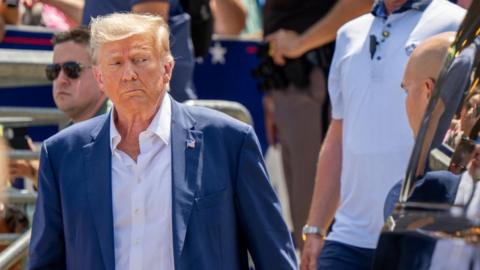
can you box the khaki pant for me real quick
[271,68,327,247]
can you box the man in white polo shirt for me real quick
[300,0,466,269]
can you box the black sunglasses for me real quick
[45,61,86,81]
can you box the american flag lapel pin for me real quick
[187,138,195,149]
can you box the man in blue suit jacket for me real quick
[28,13,297,270]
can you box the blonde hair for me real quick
[89,13,172,64]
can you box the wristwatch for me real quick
[302,225,327,241]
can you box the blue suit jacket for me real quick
[28,100,297,270]
[383,171,461,220]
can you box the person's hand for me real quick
[8,137,39,185]
[263,95,278,146]
[449,119,460,131]
[21,0,40,8]
[468,145,480,181]
[266,29,303,65]
[300,235,325,270]
[463,106,478,136]
[0,16,5,42]
[9,159,37,180]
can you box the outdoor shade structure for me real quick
[375,1,480,269]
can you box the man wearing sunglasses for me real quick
[48,26,109,124]
[8,27,109,187]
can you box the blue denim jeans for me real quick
[317,240,375,270]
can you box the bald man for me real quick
[384,32,464,219]
[402,32,456,137]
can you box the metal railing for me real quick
[0,230,31,270]
[0,106,68,129]
[0,107,67,172]
[0,234,21,246]
[1,189,37,205]
[184,99,254,126]
[8,150,40,161]
[0,188,37,270]
[0,35,53,88]
[0,106,50,269]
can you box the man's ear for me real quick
[92,65,105,92]
[163,60,174,84]
[425,78,436,99]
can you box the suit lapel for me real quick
[170,101,203,268]
[83,115,115,270]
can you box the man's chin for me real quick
[125,100,149,110]
[55,104,76,116]
[54,95,73,106]
[116,97,158,113]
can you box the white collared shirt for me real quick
[109,95,174,270]
[455,172,480,220]
[327,0,465,248]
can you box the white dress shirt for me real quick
[327,0,465,248]
[110,95,174,270]
[455,172,480,220]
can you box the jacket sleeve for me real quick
[28,142,66,269]
[234,126,297,270]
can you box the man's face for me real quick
[93,34,173,114]
[402,64,433,137]
[460,93,480,135]
[52,41,102,119]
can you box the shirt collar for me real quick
[371,0,432,19]
[109,94,172,151]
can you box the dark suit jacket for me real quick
[384,171,461,220]
[28,99,297,270]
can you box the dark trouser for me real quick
[317,240,375,270]
[271,68,327,248]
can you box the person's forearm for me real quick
[132,1,169,20]
[298,0,373,53]
[40,0,84,25]
[2,6,20,24]
[306,120,343,231]
[212,0,246,35]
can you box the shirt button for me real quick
[386,23,392,28]
[134,240,140,245]
[134,208,140,214]
[377,56,382,61]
